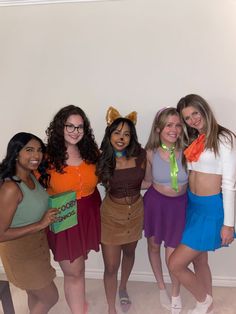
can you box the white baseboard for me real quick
[2,264,235,287]
[85,269,236,287]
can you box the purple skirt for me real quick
[144,186,187,248]
[47,188,101,262]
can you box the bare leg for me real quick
[27,292,37,312]
[59,256,86,314]
[102,244,121,314]
[166,247,182,312]
[117,241,138,312]
[193,252,212,296]
[147,237,170,310]
[168,244,211,302]
[26,281,58,314]
[119,241,137,291]
[166,247,180,297]
[147,237,166,290]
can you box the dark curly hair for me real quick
[0,132,48,185]
[96,117,141,190]
[46,105,99,172]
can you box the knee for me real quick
[104,263,119,276]
[193,254,208,271]
[168,255,182,276]
[148,242,160,255]
[63,265,85,281]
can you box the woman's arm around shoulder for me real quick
[0,181,58,242]
[141,149,153,189]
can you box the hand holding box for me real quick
[48,191,77,233]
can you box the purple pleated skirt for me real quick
[144,186,187,248]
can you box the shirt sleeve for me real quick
[220,136,236,227]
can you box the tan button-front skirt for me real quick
[0,230,56,290]
[101,195,144,245]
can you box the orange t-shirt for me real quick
[47,162,98,199]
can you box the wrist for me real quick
[223,225,234,230]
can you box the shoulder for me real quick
[218,132,236,151]
[146,149,154,163]
[0,180,22,201]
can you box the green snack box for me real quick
[48,191,77,233]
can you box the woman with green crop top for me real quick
[0,132,58,314]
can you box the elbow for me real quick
[0,227,9,242]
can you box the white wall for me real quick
[0,0,236,286]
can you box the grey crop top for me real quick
[152,150,188,187]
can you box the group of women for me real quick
[0,94,235,314]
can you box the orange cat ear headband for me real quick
[106,106,137,126]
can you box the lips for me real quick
[69,135,80,140]
[30,160,39,164]
[29,160,40,168]
[167,133,178,140]
[193,119,203,130]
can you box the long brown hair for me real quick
[177,94,235,154]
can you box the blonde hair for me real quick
[145,107,183,151]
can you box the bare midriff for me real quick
[189,171,222,196]
[153,182,188,197]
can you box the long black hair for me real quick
[0,132,47,184]
[96,117,141,189]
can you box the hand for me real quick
[221,225,235,246]
[39,208,59,229]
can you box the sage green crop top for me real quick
[10,175,49,228]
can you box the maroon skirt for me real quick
[47,188,101,262]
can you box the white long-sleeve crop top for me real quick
[187,135,236,227]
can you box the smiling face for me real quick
[159,114,182,147]
[110,121,131,152]
[16,139,43,173]
[64,114,84,147]
[181,105,205,133]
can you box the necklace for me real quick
[114,149,126,158]
[160,142,179,192]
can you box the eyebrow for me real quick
[66,123,84,126]
[25,146,41,149]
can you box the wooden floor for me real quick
[1,274,236,314]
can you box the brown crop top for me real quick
[109,148,146,198]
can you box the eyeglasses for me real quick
[64,124,84,133]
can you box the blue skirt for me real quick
[181,189,224,251]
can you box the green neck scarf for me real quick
[160,142,179,192]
